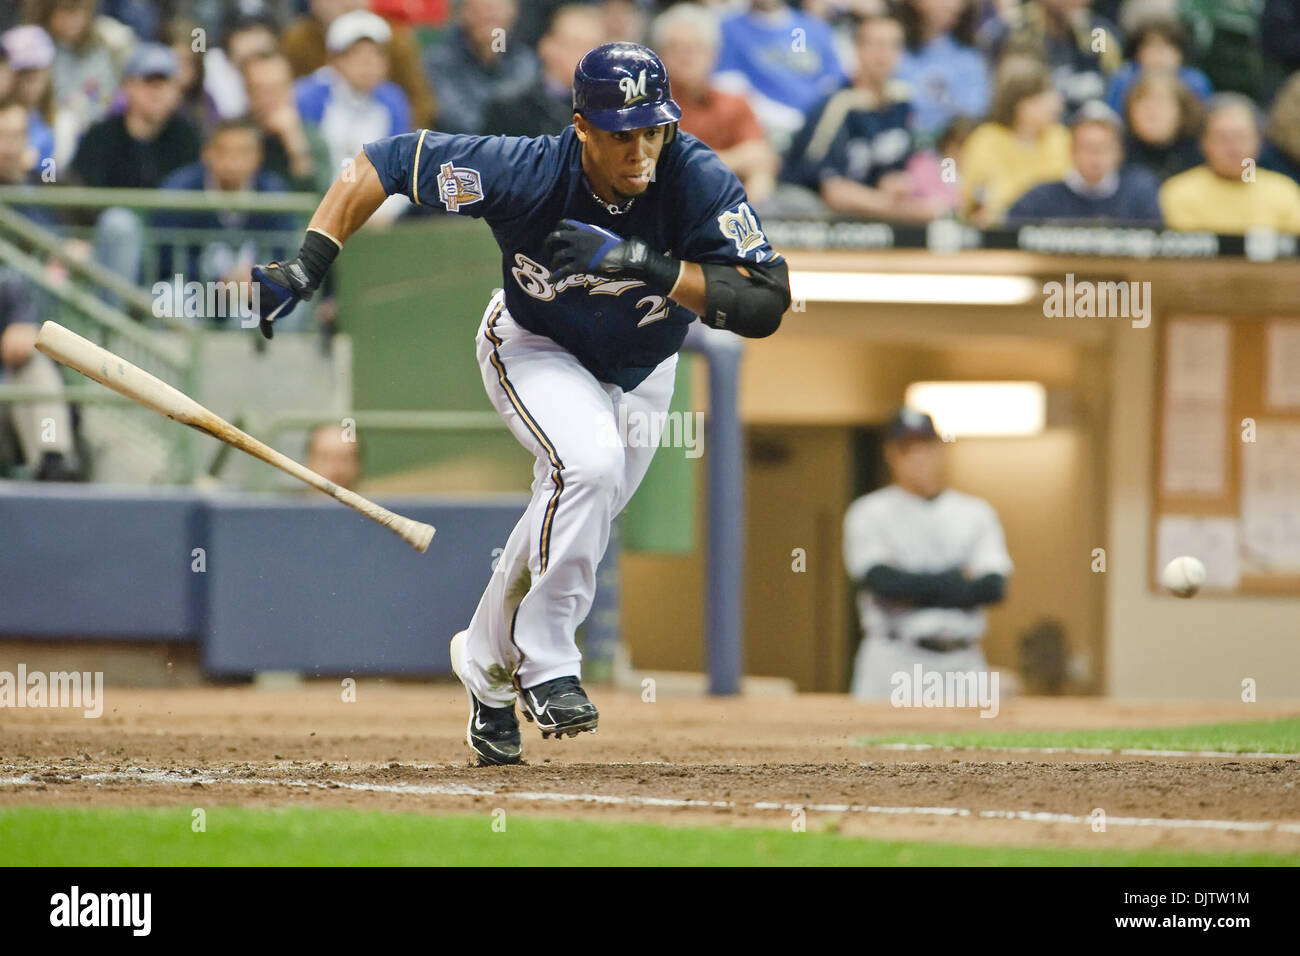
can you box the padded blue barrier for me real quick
[0,482,202,640]
[0,484,528,676]
[200,493,526,676]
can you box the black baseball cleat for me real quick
[520,676,599,739]
[450,631,521,766]
[466,694,522,766]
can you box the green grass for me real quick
[855,717,1300,754]
[0,807,1294,866]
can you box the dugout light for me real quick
[904,381,1047,438]
[788,271,1038,306]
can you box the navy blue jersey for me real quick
[782,84,915,190]
[363,126,781,390]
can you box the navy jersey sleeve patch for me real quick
[363,130,556,220]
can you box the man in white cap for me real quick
[295,9,412,210]
[843,408,1013,700]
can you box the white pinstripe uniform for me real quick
[454,291,678,705]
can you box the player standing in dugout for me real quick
[250,42,791,765]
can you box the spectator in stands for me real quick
[904,115,975,218]
[1180,0,1263,100]
[1160,94,1300,233]
[71,42,200,188]
[1108,0,1177,36]
[712,0,848,152]
[100,0,159,42]
[0,97,58,227]
[296,8,412,217]
[981,0,1121,112]
[0,267,80,481]
[1008,100,1162,223]
[34,0,131,164]
[284,0,436,129]
[164,17,220,135]
[895,0,990,144]
[155,0,293,53]
[154,118,296,318]
[1,26,57,171]
[960,59,1070,225]
[652,3,778,205]
[1262,0,1300,95]
[0,45,13,101]
[71,43,200,288]
[513,0,580,51]
[1122,69,1202,181]
[242,50,333,194]
[202,16,279,123]
[1105,17,1212,113]
[305,421,361,489]
[423,0,535,135]
[782,13,936,222]
[481,3,603,137]
[600,0,647,44]
[1261,72,1300,186]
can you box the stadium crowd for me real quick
[2,0,1300,480]
[1,0,1299,237]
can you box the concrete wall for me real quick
[0,484,527,677]
[1105,319,1300,698]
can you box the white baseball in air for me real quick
[1161,555,1207,598]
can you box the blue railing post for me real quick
[683,323,745,695]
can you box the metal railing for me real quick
[0,186,317,326]
[0,206,205,481]
[0,187,327,482]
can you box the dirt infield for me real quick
[3,683,1299,856]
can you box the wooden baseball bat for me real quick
[35,321,435,553]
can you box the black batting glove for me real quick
[544,219,682,295]
[251,230,341,339]
[250,259,315,339]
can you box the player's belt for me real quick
[914,637,975,653]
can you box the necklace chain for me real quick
[586,178,636,216]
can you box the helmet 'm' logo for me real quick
[619,69,648,105]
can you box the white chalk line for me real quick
[868,744,1300,759]
[2,768,1298,836]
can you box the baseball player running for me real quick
[250,43,790,765]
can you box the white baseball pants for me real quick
[851,635,990,701]
[459,290,677,705]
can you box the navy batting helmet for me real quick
[572,42,682,132]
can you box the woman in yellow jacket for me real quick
[960,59,1071,225]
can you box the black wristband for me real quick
[624,238,682,296]
[295,230,341,292]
